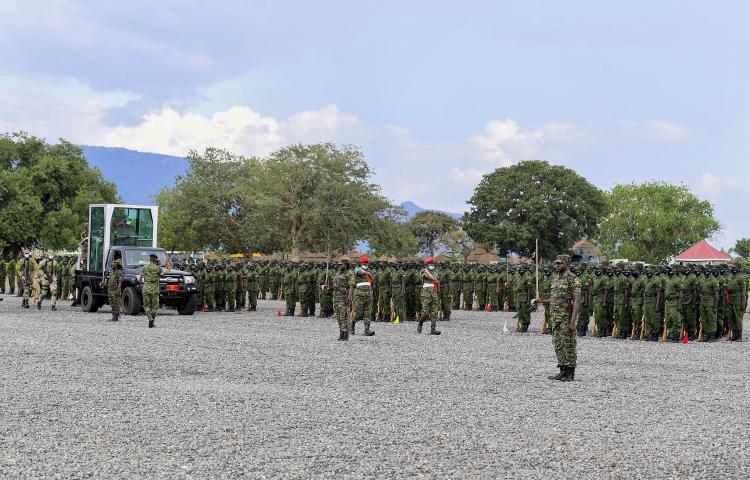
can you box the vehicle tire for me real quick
[122,286,142,316]
[81,286,99,313]
[177,294,196,316]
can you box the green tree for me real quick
[730,238,750,259]
[407,210,460,256]
[368,210,419,258]
[463,160,607,260]
[155,148,255,252]
[442,229,475,261]
[0,132,118,253]
[241,143,395,254]
[597,182,721,264]
[157,143,396,255]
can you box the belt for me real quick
[356,282,371,288]
[423,283,434,288]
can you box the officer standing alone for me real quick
[108,259,124,321]
[143,254,161,328]
[537,255,581,382]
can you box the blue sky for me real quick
[1,1,748,248]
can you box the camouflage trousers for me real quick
[246,289,258,310]
[108,289,120,315]
[614,302,632,334]
[420,287,439,327]
[643,300,660,336]
[143,292,159,317]
[352,286,372,328]
[727,299,744,332]
[516,298,530,327]
[664,301,681,335]
[38,281,57,306]
[699,302,717,334]
[551,306,576,368]
[451,288,461,309]
[333,296,348,332]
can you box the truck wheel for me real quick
[177,294,196,316]
[81,286,99,313]
[122,286,142,316]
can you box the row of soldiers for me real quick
[0,253,78,309]
[176,259,540,323]
[573,263,749,342]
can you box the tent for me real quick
[674,240,731,265]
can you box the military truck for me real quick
[75,204,198,315]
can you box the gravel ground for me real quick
[1,293,749,479]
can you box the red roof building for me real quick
[570,239,605,265]
[674,240,731,265]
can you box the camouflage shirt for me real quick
[550,271,581,320]
[332,271,351,301]
[142,263,161,295]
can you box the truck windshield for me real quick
[124,250,167,268]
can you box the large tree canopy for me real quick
[407,210,460,256]
[0,132,118,253]
[597,182,721,264]
[462,160,607,260]
[157,143,397,254]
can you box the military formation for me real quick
[3,252,748,346]
[0,252,78,309]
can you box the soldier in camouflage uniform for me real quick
[350,257,375,336]
[451,264,463,310]
[332,259,353,340]
[377,262,392,321]
[538,255,581,382]
[142,254,161,328]
[282,263,297,316]
[36,251,58,311]
[107,259,124,321]
[516,266,533,332]
[17,251,36,308]
[245,262,259,311]
[0,257,5,294]
[392,263,405,321]
[418,258,441,335]
[6,257,16,295]
[438,261,452,320]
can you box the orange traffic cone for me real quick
[277,310,282,317]
[682,333,688,344]
[485,304,492,312]
[201,304,206,312]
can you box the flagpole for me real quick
[535,238,539,299]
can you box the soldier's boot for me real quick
[576,324,586,336]
[616,330,627,340]
[363,325,375,337]
[734,330,742,342]
[547,366,564,380]
[596,327,607,338]
[560,367,575,382]
[429,324,441,335]
[109,313,119,322]
[337,330,345,341]
[147,313,155,328]
[417,320,424,334]
[350,321,356,335]
[36,302,41,310]
[670,332,680,343]
[519,324,528,333]
[444,312,451,321]
[342,330,349,341]
[51,305,57,311]
[697,331,710,342]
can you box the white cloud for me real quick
[617,119,690,142]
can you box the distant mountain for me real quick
[400,201,462,220]
[81,146,187,205]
